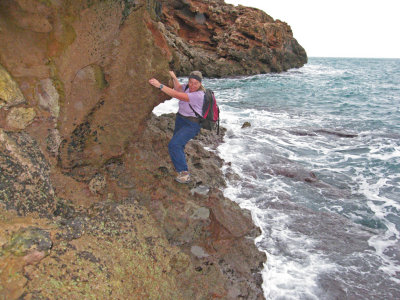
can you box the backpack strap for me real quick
[185,84,201,118]
[189,104,202,119]
[217,106,220,135]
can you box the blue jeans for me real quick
[168,114,201,172]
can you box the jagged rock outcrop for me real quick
[159,0,308,76]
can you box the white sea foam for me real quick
[261,214,337,299]
[369,146,400,161]
[152,98,179,116]
[357,176,400,281]
[296,63,347,77]
[222,162,338,298]
[219,119,339,298]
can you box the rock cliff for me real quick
[159,0,307,76]
[0,0,307,298]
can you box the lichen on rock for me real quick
[6,107,36,130]
[0,129,55,216]
[2,226,52,257]
[0,64,25,109]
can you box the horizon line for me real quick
[308,55,400,60]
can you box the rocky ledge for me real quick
[0,113,266,299]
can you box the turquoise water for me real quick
[154,58,400,299]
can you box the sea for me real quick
[153,57,400,299]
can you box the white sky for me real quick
[225,0,400,58]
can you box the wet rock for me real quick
[288,129,317,137]
[242,121,251,128]
[315,129,358,138]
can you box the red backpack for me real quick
[189,89,220,134]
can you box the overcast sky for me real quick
[225,0,400,58]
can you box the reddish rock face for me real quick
[160,0,308,76]
[0,0,171,181]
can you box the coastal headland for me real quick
[0,0,307,298]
